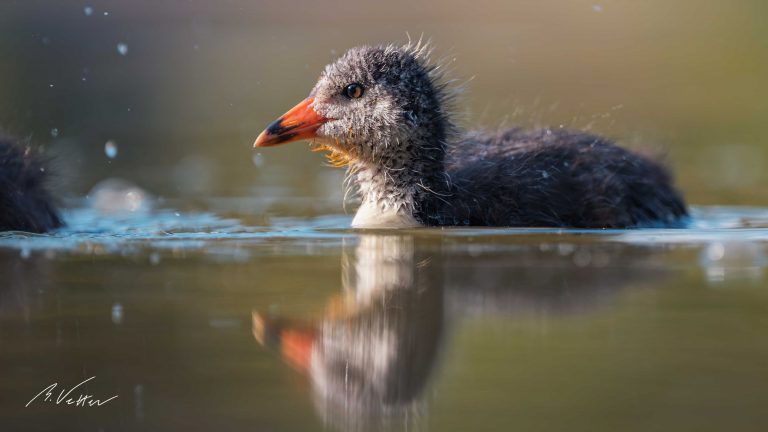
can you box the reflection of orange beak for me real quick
[253,97,331,148]
[252,311,316,373]
[280,328,316,372]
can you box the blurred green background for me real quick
[1,0,766,206]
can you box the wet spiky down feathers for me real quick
[0,136,62,233]
[304,42,687,228]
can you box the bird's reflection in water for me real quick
[252,235,669,432]
[254,235,443,431]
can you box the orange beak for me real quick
[253,97,331,148]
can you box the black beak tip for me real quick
[266,117,299,137]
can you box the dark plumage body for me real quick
[417,128,687,228]
[0,137,62,233]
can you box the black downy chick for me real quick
[254,42,688,229]
[0,136,62,233]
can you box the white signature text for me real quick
[26,376,118,408]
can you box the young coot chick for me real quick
[0,136,62,233]
[254,42,687,228]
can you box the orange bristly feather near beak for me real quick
[309,140,353,168]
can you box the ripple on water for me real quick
[0,205,767,261]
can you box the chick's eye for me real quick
[344,83,364,99]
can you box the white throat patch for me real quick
[351,201,421,228]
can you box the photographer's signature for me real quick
[26,376,118,408]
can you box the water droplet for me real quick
[50,128,59,138]
[124,191,142,212]
[48,84,54,88]
[103,11,109,16]
[83,6,93,16]
[105,140,118,158]
[89,178,153,214]
[541,170,550,179]
[20,248,31,259]
[116,43,128,56]
[252,153,264,168]
[592,4,604,13]
[111,303,124,324]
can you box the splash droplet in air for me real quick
[252,153,264,168]
[111,303,124,325]
[117,43,129,56]
[89,178,152,214]
[50,128,59,138]
[84,6,93,16]
[105,140,118,159]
